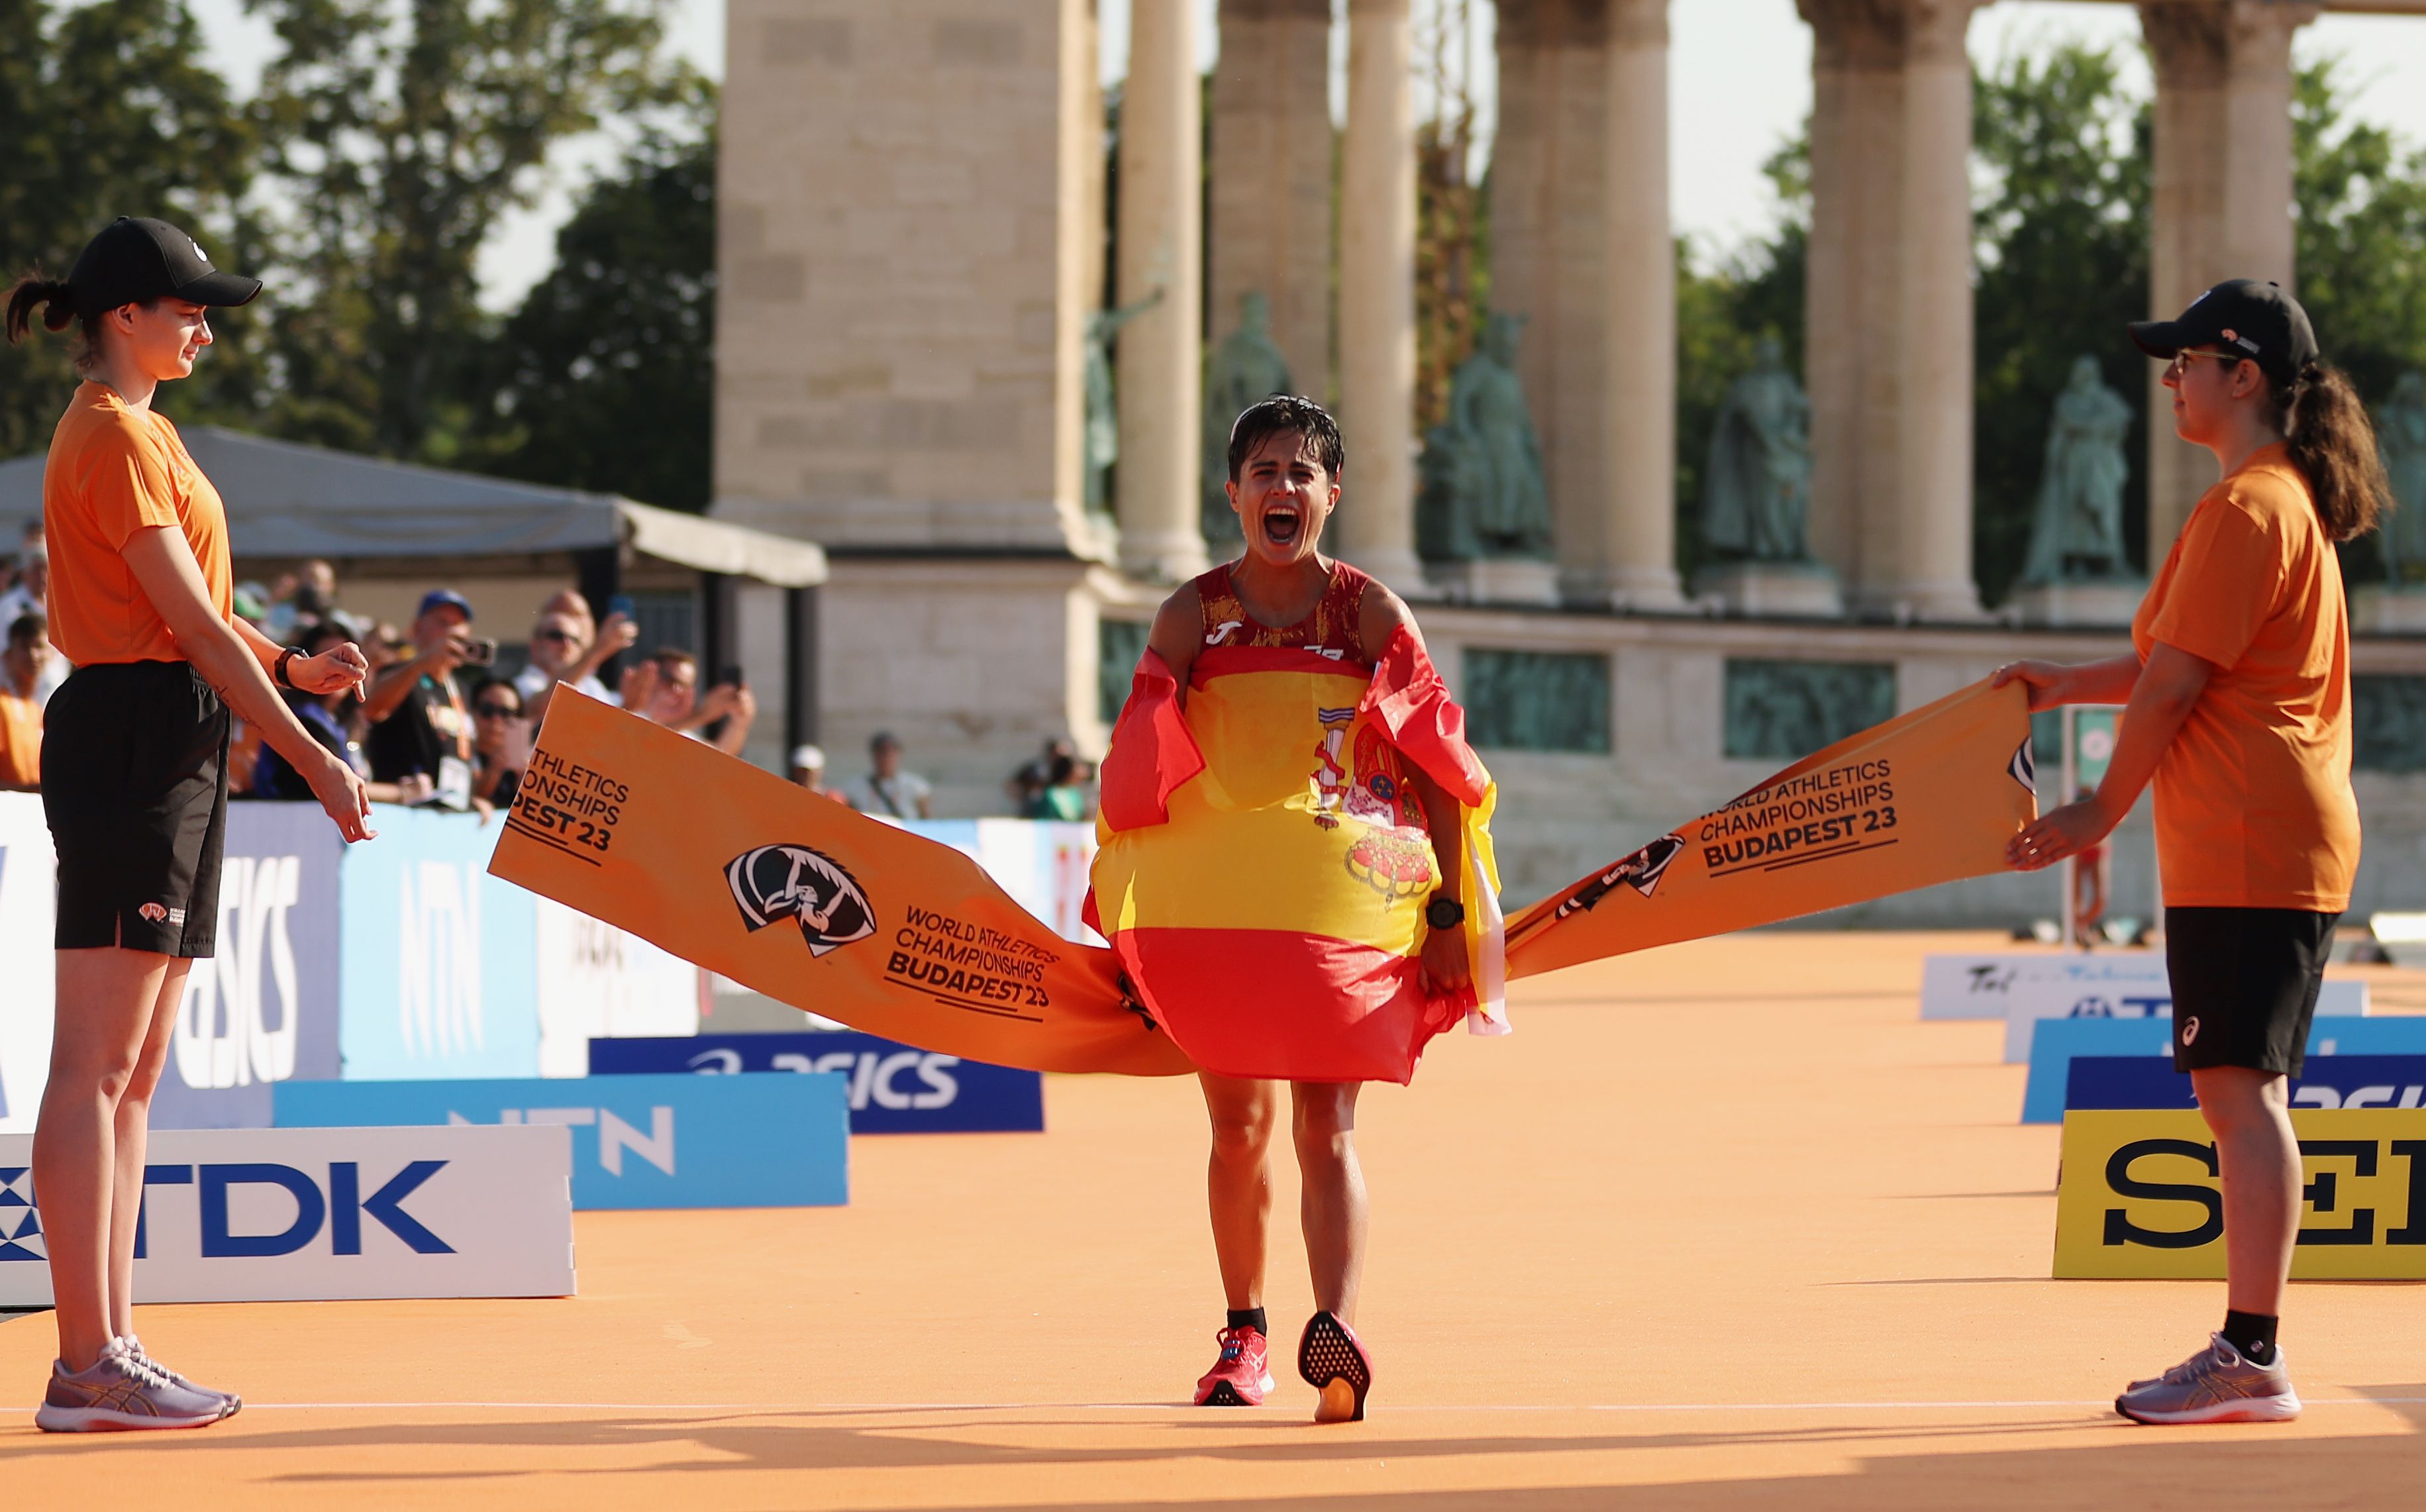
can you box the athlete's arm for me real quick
[121,526,374,841]
[2007,640,2215,871]
[1361,585,1473,997]
[234,615,368,698]
[1992,653,2141,710]
[1144,583,1204,709]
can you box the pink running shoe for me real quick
[1299,1311,1373,1423]
[34,1339,240,1433]
[1194,1326,1275,1407]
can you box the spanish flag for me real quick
[1087,628,1507,1085]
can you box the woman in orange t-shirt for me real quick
[1997,279,2390,1427]
[5,220,376,1432]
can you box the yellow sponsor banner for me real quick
[2054,1108,2426,1279]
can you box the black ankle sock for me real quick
[2221,1310,2278,1365]
[1227,1307,1267,1335]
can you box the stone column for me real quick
[1210,0,1334,403]
[2141,1,2317,557]
[1886,0,1986,621]
[1115,0,1208,582]
[1798,0,1905,602]
[1336,0,1426,592]
[1598,0,1689,611]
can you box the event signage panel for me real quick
[153,803,347,1130]
[1924,952,2368,1032]
[2019,1015,2426,1124]
[0,1124,574,1304]
[2053,1108,2426,1279]
[1996,977,2365,1063]
[338,805,542,1081]
[586,1032,1046,1134]
[2066,1055,2426,1115]
[276,1073,848,1211]
[0,793,56,1133]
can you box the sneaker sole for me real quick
[34,1401,237,1433]
[1193,1371,1276,1408]
[2115,1391,2302,1426]
[1299,1313,1371,1424]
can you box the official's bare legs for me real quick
[32,947,190,1372]
[1291,1080,1366,1323]
[2190,1066,2300,1316]
[1200,1073,1278,1311]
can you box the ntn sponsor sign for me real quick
[2020,1015,2426,1123]
[586,1032,1045,1133]
[275,1073,848,1211]
[2053,1108,2426,1279]
[2066,1054,2426,1115]
[0,1124,574,1304]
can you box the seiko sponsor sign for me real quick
[276,1073,848,1211]
[2054,1108,2426,1279]
[0,1125,574,1304]
[2067,1054,2426,1117]
[589,1032,1046,1134]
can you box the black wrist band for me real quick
[1425,894,1466,932]
[274,646,302,689]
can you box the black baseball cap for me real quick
[65,217,261,321]
[2128,278,2317,385]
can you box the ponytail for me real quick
[4,272,78,346]
[2273,360,2392,543]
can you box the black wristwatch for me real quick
[1425,894,1466,931]
[274,646,303,689]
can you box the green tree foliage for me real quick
[0,0,262,458]
[474,103,714,511]
[242,0,688,464]
[1970,39,2150,603]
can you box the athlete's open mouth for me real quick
[1262,505,1301,546]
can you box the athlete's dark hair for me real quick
[1225,394,1345,483]
[2270,360,2392,543]
[4,271,99,367]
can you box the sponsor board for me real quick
[587,1032,1045,1134]
[276,1072,848,1211]
[340,805,542,1080]
[1923,951,2369,1056]
[534,896,699,1076]
[2067,1054,2426,1115]
[155,804,347,1129]
[2021,1015,2426,1123]
[0,1124,574,1304]
[1997,977,2364,1063]
[2053,1107,2426,1278]
[0,794,59,1133]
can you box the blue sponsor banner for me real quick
[338,805,541,1081]
[2066,1054,2426,1114]
[586,1033,1045,1134]
[2022,1015,2426,1123]
[153,804,348,1129]
[276,1073,847,1211]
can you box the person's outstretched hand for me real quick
[2007,794,2112,872]
[1990,660,2072,712]
[294,640,371,698]
[308,750,377,842]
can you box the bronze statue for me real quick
[1083,288,1165,518]
[2019,356,2135,585]
[1416,313,1553,561]
[2377,371,2426,585]
[1701,337,1813,563]
[1202,291,1293,543]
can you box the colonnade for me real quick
[1109,0,2339,613]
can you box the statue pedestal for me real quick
[2009,580,2144,629]
[2352,585,2426,634]
[1692,562,1843,619]
[1427,558,1562,607]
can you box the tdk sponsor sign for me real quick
[587,1033,1045,1134]
[2067,1054,2426,1116]
[276,1073,848,1211]
[0,1125,574,1304]
[2021,1016,2426,1124]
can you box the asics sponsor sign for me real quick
[2021,1016,2426,1124]
[276,1073,847,1211]
[2067,1055,2426,1116]
[587,1032,1046,1134]
[2054,1108,2426,1279]
[0,1125,574,1304]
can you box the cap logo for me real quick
[189,236,209,265]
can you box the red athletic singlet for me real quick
[1193,558,1375,668]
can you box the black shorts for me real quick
[40,660,230,958]
[2166,905,2339,1078]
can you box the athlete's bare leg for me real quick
[1199,1073,1278,1311]
[1291,1080,1366,1324]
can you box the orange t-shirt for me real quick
[40,381,232,666]
[2131,443,2358,912]
[0,684,38,787]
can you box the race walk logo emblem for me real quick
[1554,834,1686,920]
[726,844,876,956]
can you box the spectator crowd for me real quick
[3,517,1103,823]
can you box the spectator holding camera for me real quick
[362,588,487,807]
[620,647,756,757]
[514,601,635,729]
[1,611,50,790]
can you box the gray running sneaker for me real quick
[122,1335,241,1415]
[2115,1334,2301,1425]
[33,1338,242,1432]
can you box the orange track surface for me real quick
[5,931,2421,1507]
